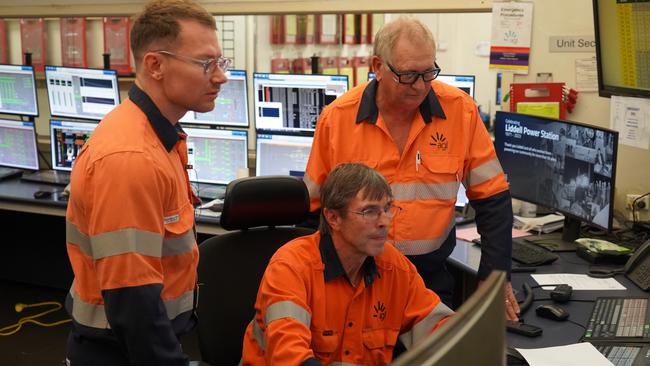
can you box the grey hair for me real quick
[373,16,436,65]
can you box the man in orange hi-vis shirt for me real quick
[64,0,230,364]
[242,163,453,366]
[304,16,519,322]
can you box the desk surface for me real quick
[0,177,227,235]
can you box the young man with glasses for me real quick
[305,16,519,321]
[242,163,454,365]
[64,0,228,364]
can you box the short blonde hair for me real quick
[373,16,436,65]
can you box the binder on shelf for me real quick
[356,14,368,44]
[342,14,356,45]
[291,58,312,74]
[285,15,297,44]
[316,14,339,44]
[510,82,566,119]
[103,17,131,75]
[20,18,46,71]
[60,17,87,68]
[271,57,290,73]
[270,15,285,44]
[368,14,384,43]
[0,19,7,64]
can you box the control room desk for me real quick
[0,177,227,289]
[448,238,649,351]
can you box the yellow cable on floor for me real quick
[0,301,71,336]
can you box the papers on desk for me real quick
[455,226,530,242]
[514,214,565,233]
[516,343,614,366]
[531,273,626,291]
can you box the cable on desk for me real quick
[0,301,71,336]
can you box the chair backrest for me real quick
[196,176,315,366]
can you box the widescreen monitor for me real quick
[0,119,39,170]
[593,0,650,98]
[180,69,249,128]
[253,73,348,134]
[256,134,313,178]
[367,71,476,98]
[0,64,39,117]
[45,66,120,121]
[391,271,506,366]
[50,119,98,171]
[494,111,618,243]
[184,127,248,185]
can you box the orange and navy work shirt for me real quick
[65,84,199,365]
[305,80,513,279]
[241,231,453,366]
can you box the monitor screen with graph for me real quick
[50,119,98,171]
[180,69,249,128]
[184,127,248,185]
[0,64,39,117]
[0,119,39,170]
[45,65,120,121]
[256,133,313,178]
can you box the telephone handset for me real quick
[624,239,650,291]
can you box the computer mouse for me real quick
[33,190,53,199]
[535,304,569,321]
[550,284,573,303]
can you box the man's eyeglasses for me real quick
[386,62,441,85]
[155,50,232,75]
[349,204,402,222]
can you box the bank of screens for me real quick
[0,119,39,170]
[184,128,248,185]
[256,134,313,178]
[0,64,38,117]
[180,70,249,128]
[253,73,348,133]
[45,66,120,121]
[50,119,98,171]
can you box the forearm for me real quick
[472,190,513,279]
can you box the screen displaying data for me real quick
[180,69,249,127]
[45,66,120,120]
[256,134,313,178]
[50,119,98,171]
[0,64,38,117]
[185,128,248,185]
[0,119,39,170]
[253,73,348,133]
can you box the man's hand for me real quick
[478,280,520,321]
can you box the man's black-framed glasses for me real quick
[155,50,232,75]
[386,62,441,84]
[349,204,402,222]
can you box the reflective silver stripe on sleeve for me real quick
[391,181,460,201]
[265,300,311,328]
[90,228,163,259]
[399,302,454,349]
[303,174,320,200]
[251,319,267,351]
[67,221,92,256]
[162,230,196,256]
[163,290,195,319]
[466,158,503,187]
[391,219,456,255]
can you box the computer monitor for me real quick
[45,65,120,121]
[184,127,248,185]
[437,74,476,98]
[0,64,39,117]
[391,271,506,366]
[494,111,618,244]
[50,119,98,171]
[0,119,39,170]
[252,73,348,134]
[256,133,313,178]
[180,69,249,128]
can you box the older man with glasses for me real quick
[64,0,228,365]
[242,163,454,365]
[304,16,518,322]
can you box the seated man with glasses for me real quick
[242,163,453,365]
[305,16,518,321]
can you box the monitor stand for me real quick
[522,217,581,252]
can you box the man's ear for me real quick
[142,52,164,81]
[323,208,341,232]
[370,55,383,81]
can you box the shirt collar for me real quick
[355,79,447,125]
[128,84,181,152]
[319,233,379,287]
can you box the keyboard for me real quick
[21,170,70,186]
[511,238,559,266]
[0,166,23,180]
[583,298,650,341]
[196,184,226,200]
[594,343,650,366]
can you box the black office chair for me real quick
[196,176,315,366]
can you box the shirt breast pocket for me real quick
[362,328,399,365]
[311,330,339,357]
[419,154,460,180]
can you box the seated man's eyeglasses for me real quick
[386,62,441,85]
[155,50,232,75]
[349,204,402,221]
